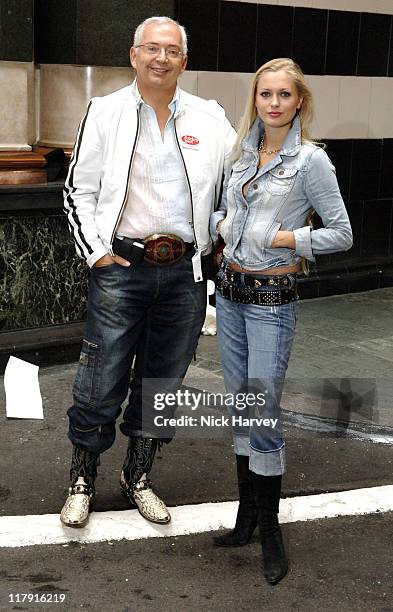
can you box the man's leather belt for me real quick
[144,234,194,266]
[113,234,194,266]
[215,275,297,306]
[144,234,194,265]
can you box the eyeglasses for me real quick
[135,44,184,60]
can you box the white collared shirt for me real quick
[117,86,193,242]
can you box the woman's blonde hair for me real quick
[233,58,314,161]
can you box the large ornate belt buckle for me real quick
[144,233,186,265]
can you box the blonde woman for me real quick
[210,59,352,584]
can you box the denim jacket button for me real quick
[278,170,284,175]
[253,184,258,190]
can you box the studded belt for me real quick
[223,267,295,288]
[215,273,297,306]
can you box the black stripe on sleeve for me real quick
[63,101,95,258]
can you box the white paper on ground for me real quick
[4,356,44,419]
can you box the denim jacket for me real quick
[210,116,353,271]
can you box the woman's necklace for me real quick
[258,136,281,155]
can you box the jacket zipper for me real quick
[174,119,198,251]
[110,107,141,245]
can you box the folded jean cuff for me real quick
[233,434,250,457]
[249,444,286,476]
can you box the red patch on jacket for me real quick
[181,135,199,145]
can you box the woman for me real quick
[210,58,352,585]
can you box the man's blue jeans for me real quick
[67,251,207,454]
[216,275,297,476]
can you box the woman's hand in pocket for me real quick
[271,231,296,249]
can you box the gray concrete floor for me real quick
[1,288,393,611]
[196,288,393,428]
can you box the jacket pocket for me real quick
[266,167,298,196]
[242,218,283,264]
[243,219,271,262]
[264,221,282,248]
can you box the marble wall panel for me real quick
[76,0,175,66]
[368,78,393,138]
[36,64,393,148]
[177,0,220,71]
[34,0,175,66]
[224,0,393,15]
[378,0,393,13]
[218,1,257,73]
[0,0,33,62]
[325,10,360,76]
[193,71,393,140]
[224,0,261,3]
[358,12,391,77]
[306,75,340,140]
[0,211,88,331]
[292,7,328,75]
[178,71,198,96]
[278,0,313,7]
[197,72,237,127]
[340,0,393,13]
[234,73,253,130]
[0,61,35,150]
[38,65,200,148]
[39,65,134,147]
[337,77,372,140]
[34,0,77,65]
[256,4,294,66]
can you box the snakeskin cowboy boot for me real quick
[120,437,171,524]
[60,445,99,528]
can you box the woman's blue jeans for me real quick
[216,273,297,476]
[67,252,207,454]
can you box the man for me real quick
[61,16,236,528]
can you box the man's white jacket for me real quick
[64,82,236,278]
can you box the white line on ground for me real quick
[1,485,393,548]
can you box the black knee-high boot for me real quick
[213,455,258,546]
[252,473,288,585]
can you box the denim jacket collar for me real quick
[242,115,302,158]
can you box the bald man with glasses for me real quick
[61,16,236,528]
